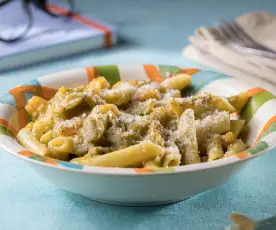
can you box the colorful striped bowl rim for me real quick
[0,64,275,175]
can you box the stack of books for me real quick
[0,1,119,71]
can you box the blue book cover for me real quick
[0,1,119,71]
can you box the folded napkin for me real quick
[183,12,276,93]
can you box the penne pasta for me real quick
[134,87,161,101]
[71,141,164,167]
[206,134,224,161]
[82,115,108,142]
[32,121,52,140]
[25,122,35,131]
[230,120,245,138]
[17,128,50,156]
[102,82,136,106]
[196,111,231,135]
[87,77,110,90]
[18,75,250,168]
[143,160,160,169]
[161,74,191,90]
[225,139,247,157]
[211,95,236,113]
[228,91,249,112]
[163,152,182,167]
[221,132,236,148]
[25,96,47,120]
[48,136,74,160]
[40,130,54,145]
[145,123,165,147]
[176,109,201,164]
[59,93,84,111]
[168,92,236,117]
[92,104,120,115]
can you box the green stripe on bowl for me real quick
[259,122,276,141]
[30,155,44,161]
[241,91,275,122]
[248,141,268,155]
[157,65,181,77]
[95,65,121,85]
[0,125,13,136]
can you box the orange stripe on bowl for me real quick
[253,116,276,145]
[10,85,57,101]
[8,92,27,129]
[9,85,58,130]
[134,168,153,173]
[247,88,265,97]
[0,118,18,136]
[44,158,59,165]
[18,151,34,157]
[236,151,249,159]
[48,5,112,48]
[179,68,200,75]
[40,87,58,100]
[9,85,40,96]
[85,67,95,82]
[143,65,163,83]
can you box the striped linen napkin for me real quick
[183,12,276,93]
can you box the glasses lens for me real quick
[0,1,30,41]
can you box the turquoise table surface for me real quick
[1,0,276,229]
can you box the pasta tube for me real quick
[87,77,110,89]
[230,120,245,138]
[134,88,161,101]
[71,141,164,167]
[48,136,74,160]
[206,134,224,161]
[143,160,160,168]
[176,109,200,164]
[161,74,191,90]
[112,80,150,88]
[221,132,236,148]
[17,128,50,156]
[82,115,108,142]
[25,122,34,131]
[92,104,120,115]
[211,95,236,112]
[102,82,136,106]
[145,123,165,147]
[168,92,235,117]
[127,99,158,115]
[228,91,249,112]
[32,121,52,140]
[163,152,181,167]
[25,96,47,120]
[196,111,231,134]
[225,139,247,157]
[149,106,170,125]
[59,93,84,111]
[40,130,54,144]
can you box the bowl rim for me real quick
[2,140,271,176]
[0,65,275,176]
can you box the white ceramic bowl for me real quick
[1,65,275,206]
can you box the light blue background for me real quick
[1,0,276,229]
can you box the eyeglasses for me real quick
[0,0,75,43]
